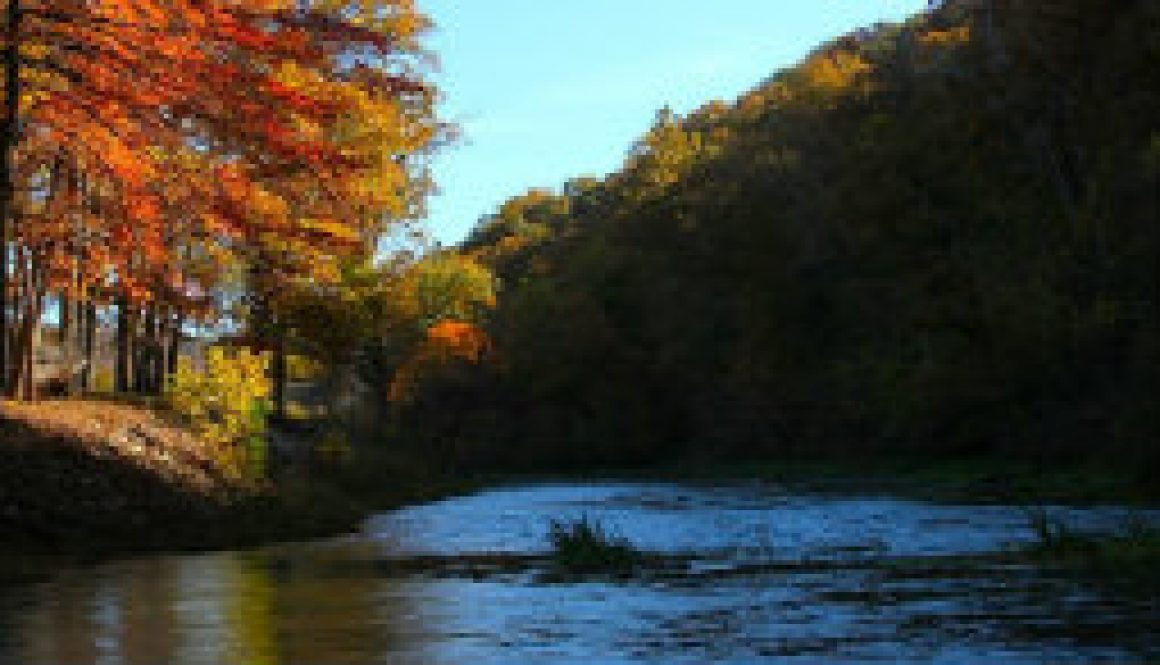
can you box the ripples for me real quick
[1,481,1157,664]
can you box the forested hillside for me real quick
[391,0,1158,472]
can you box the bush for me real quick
[166,346,270,478]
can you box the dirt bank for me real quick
[0,400,360,558]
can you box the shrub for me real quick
[166,346,270,478]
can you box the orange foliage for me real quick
[6,0,434,312]
[426,321,492,363]
[919,26,972,46]
[387,321,491,403]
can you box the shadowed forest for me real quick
[379,0,1158,477]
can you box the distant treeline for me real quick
[390,0,1159,472]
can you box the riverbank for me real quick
[3,400,1154,588]
[446,455,1157,507]
[0,400,358,580]
[656,456,1160,506]
[0,399,492,585]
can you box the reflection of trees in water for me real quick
[0,550,424,665]
[226,556,277,665]
[251,552,418,665]
[1,559,184,664]
[1,570,102,664]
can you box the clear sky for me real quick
[420,0,928,245]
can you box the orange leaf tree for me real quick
[0,0,436,398]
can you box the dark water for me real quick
[1,482,1157,664]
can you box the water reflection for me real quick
[0,550,424,665]
[0,482,1156,664]
[6,559,181,665]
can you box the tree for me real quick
[0,0,437,399]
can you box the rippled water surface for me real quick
[1,481,1157,664]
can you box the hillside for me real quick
[387,0,1159,474]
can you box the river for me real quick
[1,481,1156,664]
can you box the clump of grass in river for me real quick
[1023,507,1160,592]
[547,514,643,575]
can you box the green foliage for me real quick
[547,515,642,575]
[276,250,498,436]
[166,346,271,478]
[397,253,497,328]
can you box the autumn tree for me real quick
[0,0,437,399]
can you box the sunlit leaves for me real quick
[166,347,270,477]
[5,0,436,315]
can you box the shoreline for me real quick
[2,400,1153,586]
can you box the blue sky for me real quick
[420,1,928,245]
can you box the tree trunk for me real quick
[59,291,70,344]
[70,293,84,393]
[81,299,95,392]
[8,256,42,401]
[138,304,156,393]
[146,306,164,394]
[59,291,72,395]
[272,327,287,421]
[5,252,24,397]
[20,292,38,401]
[115,295,131,393]
[167,311,181,376]
[0,0,24,394]
[157,305,170,392]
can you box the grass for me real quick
[546,515,643,575]
[1022,507,1160,593]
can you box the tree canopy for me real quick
[0,0,437,398]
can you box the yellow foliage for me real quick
[166,346,270,477]
[803,51,873,92]
[394,254,498,324]
[91,367,115,393]
[919,26,971,46]
[285,400,322,421]
[287,354,323,381]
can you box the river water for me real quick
[0,481,1156,664]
